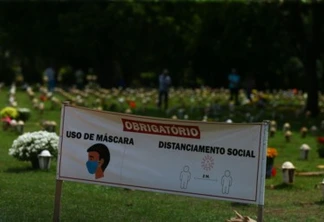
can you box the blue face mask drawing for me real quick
[86,160,99,174]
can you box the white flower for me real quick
[118,97,125,103]
[8,130,59,162]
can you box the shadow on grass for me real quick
[295,199,324,207]
[314,200,324,205]
[230,202,252,207]
[4,166,40,173]
[270,183,296,190]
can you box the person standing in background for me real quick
[75,68,85,90]
[242,73,256,102]
[228,68,240,105]
[44,65,56,92]
[158,69,171,110]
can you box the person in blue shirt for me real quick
[158,69,171,110]
[228,68,240,105]
[44,66,56,92]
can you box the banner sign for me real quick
[57,105,268,205]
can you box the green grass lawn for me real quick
[1,86,324,222]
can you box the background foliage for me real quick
[0,1,323,88]
[0,0,323,116]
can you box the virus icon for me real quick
[201,155,214,171]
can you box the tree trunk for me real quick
[288,1,321,117]
[304,48,319,117]
[305,1,320,117]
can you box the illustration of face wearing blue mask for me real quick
[86,143,111,179]
[86,160,99,174]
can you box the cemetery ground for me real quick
[0,86,324,222]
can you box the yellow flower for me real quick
[267,147,278,158]
[0,106,19,119]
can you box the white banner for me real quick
[57,105,268,205]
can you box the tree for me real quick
[282,0,323,116]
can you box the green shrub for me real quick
[17,108,31,121]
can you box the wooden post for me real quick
[257,205,264,222]
[53,180,63,222]
[53,101,70,222]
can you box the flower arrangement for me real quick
[128,100,136,109]
[8,131,59,164]
[39,94,47,102]
[267,147,278,158]
[317,137,324,144]
[266,147,278,178]
[42,120,57,132]
[0,106,19,119]
[317,137,324,158]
